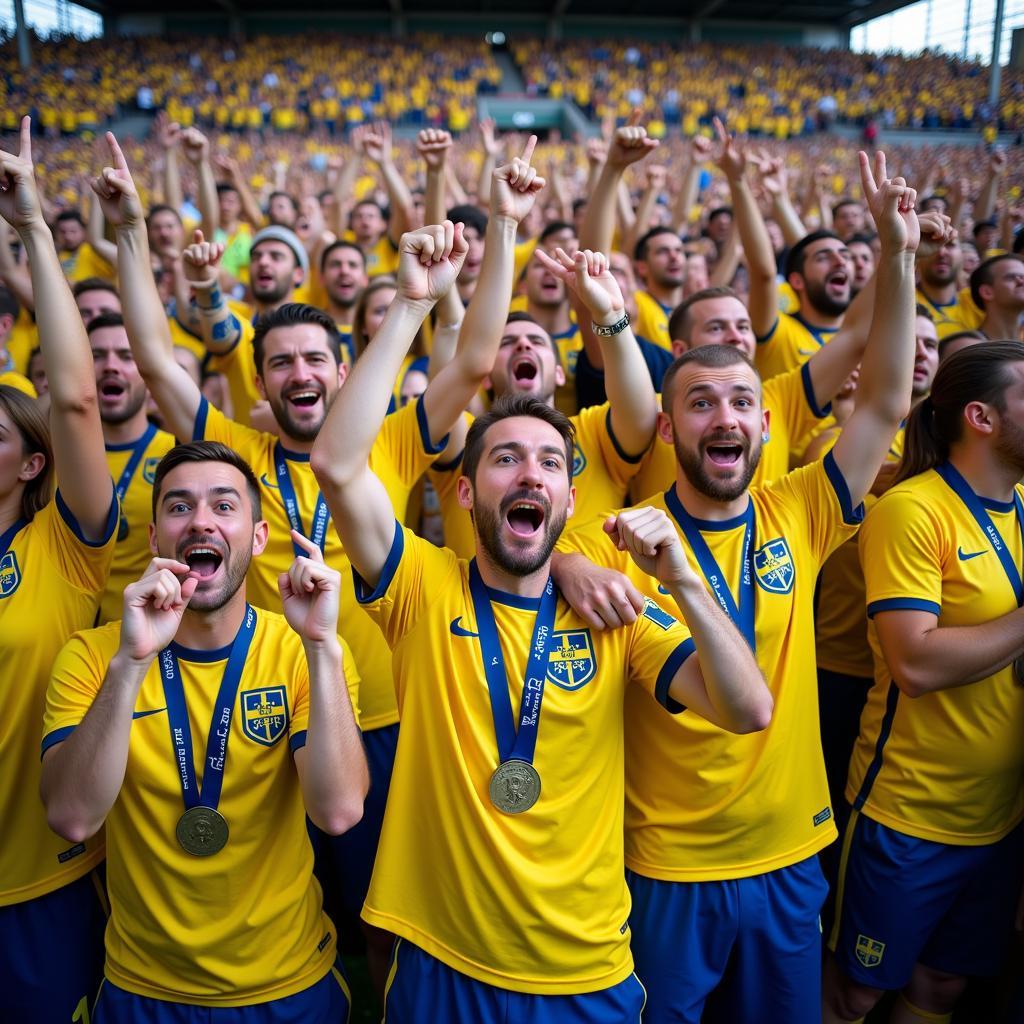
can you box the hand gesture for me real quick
[713,117,746,181]
[91,132,144,229]
[604,507,696,588]
[154,110,181,151]
[213,153,241,181]
[0,116,44,232]
[534,247,625,323]
[607,110,659,170]
[917,209,955,247]
[552,552,645,631]
[417,128,452,171]
[119,558,198,664]
[859,149,919,256]
[397,220,468,304]
[689,134,713,164]
[278,531,341,645]
[180,127,210,166]
[491,135,545,223]
[585,137,608,168]
[751,150,788,197]
[182,228,224,289]
[479,117,503,159]
[361,121,393,166]
[990,148,1008,175]
[646,164,667,191]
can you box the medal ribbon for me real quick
[113,423,158,506]
[935,461,1024,607]
[159,605,257,812]
[665,486,757,652]
[274,443,331,557]
[469,561,557,766]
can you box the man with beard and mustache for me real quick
[823,342,1024,1024]
[88,311,177,625]
[40,440,368,1019]
[556,150,923,1024]
[971,253,1024,341]
[319,239,368,366]
[310,217,770,1020]
[916,231,984,339]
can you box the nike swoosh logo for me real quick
[132,707,167,720]
[259,473,280,490]
[957,547,987,561]
[450,617,479,638]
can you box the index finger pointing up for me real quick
[18,116,31,163]
[520,134,538,165]
[289,528,324,563]
[106,131,129,171]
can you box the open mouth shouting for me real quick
[701,433,748,471]
[510,354,540,388]
[283,384,323,413]
[179,539,226,583]
[98,378,127,404]
[825,269,849,296]
[502,495,548,540]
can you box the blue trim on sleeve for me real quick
[866,597,941,619]
[41,725,76,756]
[823,450,865,526]
[605,408,648,464]
[289,729,308,752]
[432,449,464,473]
[352,520,405,604]
[415,397,449,456]
[755,318,779,345]
[653,638,696,714]
[55,488,118,548]
[800,361,832,419]
[193,396,210,441]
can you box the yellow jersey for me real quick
[633,290,673,351]
[358,524,694,993]
[42,610,337,1005]
[100,426,177,625]
[60,242,115,284]
[194,396,444,730]
[1,494,117,906]
[563,454,862,880]
[852,466,1024,844]
[755,312,838,382]
[0,370,36,398]
[342,230,399,279]
[915,287,984,340]
[629,363,831,504]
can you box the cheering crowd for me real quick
[1,39,1024,1024]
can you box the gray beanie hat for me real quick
[250,225,309,278]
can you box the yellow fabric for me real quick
[852,470,1024,844]
[562,459,860,879]
[341,230,399,279]
[777,280,800,315]
[755,312,838,383]
[99,429,177,625]
[1,497,115,905]
[513,238,537,283]
[42,611,336,1005]
[0,370,36,398]
[206,305,260,428]
[633,290,673,352]
[168,315,207,363]
[915,287,984,340]
[59,241,115,284]
[359,525,694,992]
[7,308,38,375]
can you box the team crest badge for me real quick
[0,552,20,598]
[642,598,676,631]
[572,444,587,477]
[753,537,795,594]
[142,457,160,485]
[546,630,596,690]
[855,934,885,968]
[240,687,289,746]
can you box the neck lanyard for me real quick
[273,443,330,556]
[113,423,157,504]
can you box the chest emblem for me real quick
[546,629,596,690]
[572,444,587,477]
[142,457,160,485]
[0,551,21,598]
[240,686,289,746]
[753,537,795,594]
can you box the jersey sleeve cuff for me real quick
[823,450,865,526]
[800,361,832,419]
[432,448,464,472]
[192,396,210,441]
[352,520,404,604]
[755,318,779,345]
[867,597,941,619]
[654,638,696,714]
[55,488,119,547]
[605,407,649,464]
[415,397,449,456]
[40,724,76,757]
[289,729,308,752]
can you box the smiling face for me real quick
[458,415,574,577]
[322,246,367,310]
[487,319,564,404]
[150,460,267,612]
[249,241,302,305]
[257,323,346,443]
[662,360,766,502]
[91,323,148,426]
[791,238,852,318]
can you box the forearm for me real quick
[579,162,621,253]
[708,222,741,287]
[672,159,700,234]
[380,160,415,241]
[428,286,465,381]
[116,223,178,372]
[772,193,806,247]
[41,652,147,842]
[196,158,220,237]
[446,163,468,206]
[476,153,497,208]
[297,639,368,835]
[730,176,777,332]
[625,185,658,257]
[164,150,183,213]
[235,174,264,230]
[424,166,446,227]
[330,160,359,235]
[615,180,635,238]
[975,172,1000,225]
[86,192,117,266]
[192,281,242,354]
[600,323,657,456]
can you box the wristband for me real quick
[592,312,630,337]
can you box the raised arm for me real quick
[327,149,360,237]
[752,150,806,246]
[154,111,184,214]
[671,136,711,235]
[0,117,111,538]
[181,230,242,355]
[974,148,1006,228]
[418,128,452,226]
[363,122,416,247]
[98,133,204,441]
[831,151,924,507]
[623,163,666,260]
[181,128,219,242]
[86,189,117,267]
[475,117,503,210]
[214,153,264,230]
[311,224,466,587]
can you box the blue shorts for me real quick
[316,721,398,916]
[0,867,107,1023]
[382,938,646,1024]
[627,855,828,1024]
[829,810,1024,989]
[93,955,351,1023]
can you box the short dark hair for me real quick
[56,210,84,226]
[152,441,262,521]
[634,225,680,263]
[832,198,862,215]
[539,221,575,245]
[0,286,19,323]
[668,286,740,346]
[320,239,366,274]
[268,190,299,214]
[146,203,182,227]
[915,304,934,322]
[85,311,126,336]
[72,277,119,300]
[707,206,733,224]
[847,233,876,249]
[972,219,997,238]
[447,203,488,238]
[353,198,389,222]
[462,392,575,485]
[251,303,341,375]
[661,343,758,414]
[970,253,1024,310]
[937,330,986,362]
[784,230,843,279]
[216,182,239,197]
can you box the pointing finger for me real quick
[520,134,537,165]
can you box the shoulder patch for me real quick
[0,551,21,598]
[142,456,161,485]
[642,597,677,631]
[546,629,596,690]
[240,686,289,746]
[753,537,795,594]
[572,443,587,477]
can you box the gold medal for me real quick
[176,806,228,856]
[489,759,541,814]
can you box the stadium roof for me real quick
[75,0,916,31]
